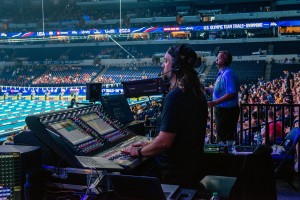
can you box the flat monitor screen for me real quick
[48,119,93,145]
[100,95,134,124]
[79,113,116,135]
[86,83,102,102]
[121,78,165,98]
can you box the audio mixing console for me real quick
[25,104,148,170]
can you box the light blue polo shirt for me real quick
[213,67,239,108]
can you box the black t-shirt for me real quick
[286,72,294,88]
[241,89,249,101]
[155,87,208,170]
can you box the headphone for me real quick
[169,44,197,73]
[170,44,184,73]
[219,50,232,66]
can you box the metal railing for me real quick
[209,103,300,145]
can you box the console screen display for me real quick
[79,113,116,135]
[49,119,92,145]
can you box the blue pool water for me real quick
[0,100,70,141]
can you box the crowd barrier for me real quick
[208,103,300,145]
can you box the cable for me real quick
[106,34,137,62]
[44,181,76,200]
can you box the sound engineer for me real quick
[122,44,208,188]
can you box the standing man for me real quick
[283,69,294,90]
[122,44,208,188]
[240,85,249,102]
[206,51,239,142]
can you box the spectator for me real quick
[274,93,282,104]
[3,136,14,145]
[262,110,283,144]
[240,85,249,102]
[283,69,294,90]
[266,89,275,104]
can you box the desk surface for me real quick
[0,145,40,153]
[233,151,253,155]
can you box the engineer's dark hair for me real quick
[168,44,205,101]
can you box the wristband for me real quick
[137,147,144,158]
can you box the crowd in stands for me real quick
[0,65,103,86]
[0,65,45,86]
[32,65,102,86]
[233,71,300,174]
[130,100,162,123]
[0,62,160,86]
[238,71,300,144]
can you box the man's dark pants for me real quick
[214,106,240,142]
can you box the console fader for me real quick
[97,135,150,169]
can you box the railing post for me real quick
[248,105,252,145]
[239,104,244,145]
[265,105,270,145]
[210,107,214,143]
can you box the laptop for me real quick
[75,156,123,171]
[108,174,180,200]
